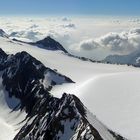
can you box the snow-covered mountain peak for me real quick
[0,29,9,38]
[103,49,140,67]
[34,36,68,53]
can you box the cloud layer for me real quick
[74,29,140,60]
[1,16,140,60]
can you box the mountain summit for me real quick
[0,29,9,38]
[34,36,68,53]
[12,36,68,53]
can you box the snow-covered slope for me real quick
[0,37,140,139]
[74,72,140,140]
[0,46,124,140]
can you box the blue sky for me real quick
[0,0,140,16]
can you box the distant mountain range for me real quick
[103,50,140,67]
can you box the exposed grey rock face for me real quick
[34,36,68,53]
[0,29,9,38]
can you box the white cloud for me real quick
[61,23,76,29]
[99,32,136,53]
[9,30,43,42]
[0,17,76,44]
[70,28,140,60]
[61,17,71,22]
[129,28,140,34]
[129,18,140,24]
[79,39,100,51]
[1,16,140,60]
[29,24,39,29]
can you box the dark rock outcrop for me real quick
[34,36,68,53]
[0,29,9,38]
[0,49,73,114]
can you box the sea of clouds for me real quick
[1,16,140,60]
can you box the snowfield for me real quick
[1,37,140,139]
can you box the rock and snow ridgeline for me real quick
[0,47,125,140]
